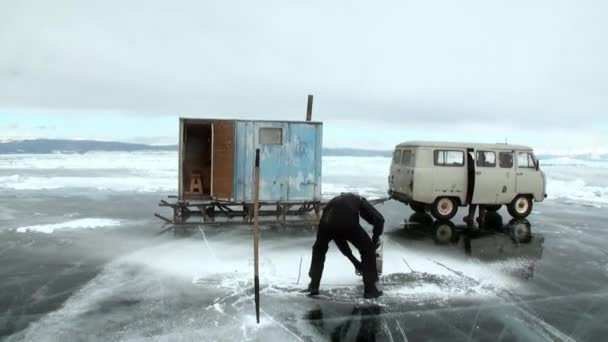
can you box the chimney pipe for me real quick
[306,94,313,121]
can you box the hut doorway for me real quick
[180,120,235,200]
[183,124,212,198]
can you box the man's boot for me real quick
[307,282,319,296]
[364,288,383,299]
[364,281,383,299]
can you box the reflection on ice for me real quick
[306,305,387,341]
[395,212,544,280]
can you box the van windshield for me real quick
[393,150,402,164]
[401,150,412,165]
[517,152,536,168]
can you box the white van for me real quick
[388,141,546,220]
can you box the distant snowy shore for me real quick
[0,151,606,208]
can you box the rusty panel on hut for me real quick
[211,120,235,200]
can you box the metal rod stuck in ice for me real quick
[253,148,261,324]
[296,256,302,285]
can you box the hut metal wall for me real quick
[234,121,322,202]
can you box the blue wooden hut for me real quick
[179,118,323,203]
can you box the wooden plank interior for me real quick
[183,122,212,199]
[212,120,235,199]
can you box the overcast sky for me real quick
[1,0,607,154]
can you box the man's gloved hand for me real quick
[354,261,363,276]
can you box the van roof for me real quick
[396,141,533,151]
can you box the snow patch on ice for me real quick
[0,151,178,171]
[211,303,224,314]
[541,157,608,168]
[185,232,528,304]
[547,178,608,208]
[14,218,121,233]
[379,241,525,300]
[0,174,175,192]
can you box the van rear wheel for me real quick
[430,197,458,220]
[409,201,427,213]
[507,195,533,218]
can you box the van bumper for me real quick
[535,193,547,202]
[388,190,412,204]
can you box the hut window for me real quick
[259,128,283,145]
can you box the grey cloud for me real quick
[0,0,607,133]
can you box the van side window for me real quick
[393,150,402,164]
[499,152,513,168]
[517,152,536,168]
[476,151,496,167]
[401,150,412,165]
[434,150,464,167]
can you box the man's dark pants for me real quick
[308,222,378,292]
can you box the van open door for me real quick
[497,151,516,203]
[471,149,501,204]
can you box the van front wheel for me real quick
[507,195,533,218]
[430,197,458,220]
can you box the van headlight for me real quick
[542,171,547,197]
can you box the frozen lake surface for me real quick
[1,152,608,341]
